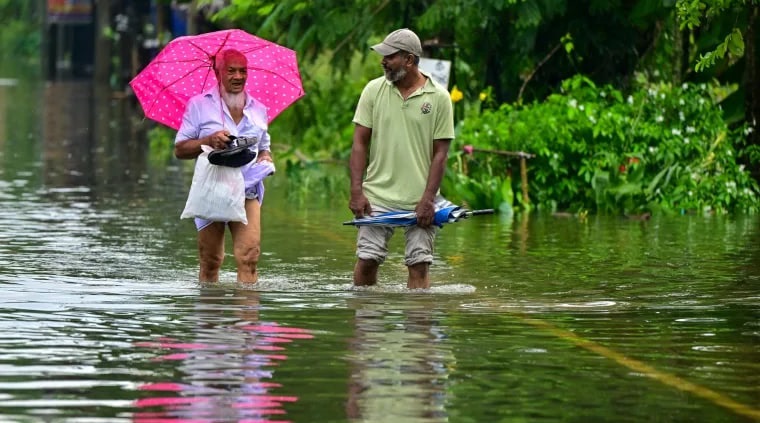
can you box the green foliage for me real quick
[206,0,418,66]
[147,125,177,167]
[452,74,760,215]
[206,0,756,152]
[741,144,760,166]
[676,0,755,71]
[677,0,750,29]
[695,27,745,71]
[282,159,349,207]
[442,162,515,215]
[0,0,41,76]
[202,0,758,216]
[269,51,377,160]
[209,0,673,105]
[417,0,672,104]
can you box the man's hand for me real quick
[257,150,273,163]
[206,130,231,150]
[349,193,372,219]
[175,130,230,159]
[414,198,436,227]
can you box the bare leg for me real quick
[403,224,435,289]
[230,199,262,283]
[198,222,226,282]
[353,258,379,286]
[407,262,430,289]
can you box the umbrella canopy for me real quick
[343,206,494,227]
[129,29,304,130]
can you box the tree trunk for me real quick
[671,12,683,85]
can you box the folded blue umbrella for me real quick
[343,206,494,227]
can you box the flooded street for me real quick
[0,79,758,422]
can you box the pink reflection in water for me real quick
[133,323,312,422]
[241,325,310,333]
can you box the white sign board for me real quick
[419,58,452,89]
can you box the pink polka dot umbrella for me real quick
[129,29,305,130]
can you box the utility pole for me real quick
[93,0,112,87]
[40,0,48,79]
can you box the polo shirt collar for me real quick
[383,69,438,94]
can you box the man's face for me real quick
[382,51,410,83]
[219,56,247,94]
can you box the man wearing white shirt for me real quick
[174,49,274,283]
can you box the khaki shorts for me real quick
[355,203,439,266]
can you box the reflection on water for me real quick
[0,77,758,422]
[40,81,151,192]
[345,298,451,422]
[43,80,95,187]
[133,289,312,422]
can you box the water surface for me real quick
[0,80,758,422]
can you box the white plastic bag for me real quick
[181,146,247,224]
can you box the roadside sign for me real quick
[419,58,451,89]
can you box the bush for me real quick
[448,74,759,215]
[0,0,41,77]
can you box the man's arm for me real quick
[255,132,273,163]
[348,124,373,218]
[173,98,231,160]
[257,149,273,163]
[174,130,231,160]
[415,138,452,227]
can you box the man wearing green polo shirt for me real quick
[348,28,455,289]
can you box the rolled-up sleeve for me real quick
[175,98,200,143]
[258,130,271,151]
[247,98,271,151]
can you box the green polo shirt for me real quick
[352,72,455,210]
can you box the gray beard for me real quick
[221,89,246,112]
[385,67,407,83]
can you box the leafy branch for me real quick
[676,0,754,71]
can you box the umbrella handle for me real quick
[468,209,495,216]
